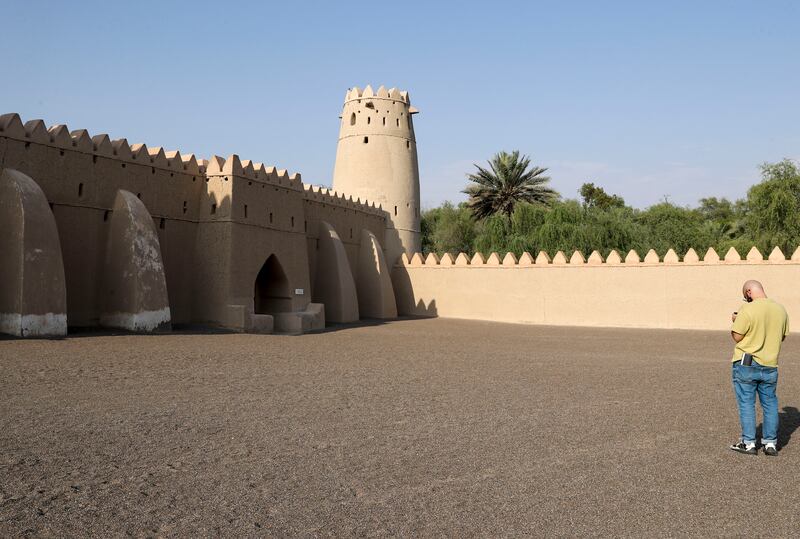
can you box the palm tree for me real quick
[463,151,557,221]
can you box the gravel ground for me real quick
[1,318,799,537]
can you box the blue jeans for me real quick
[732,361,779,445]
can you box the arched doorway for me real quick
[254,254,292,314]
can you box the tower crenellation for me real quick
[332,84,421,264]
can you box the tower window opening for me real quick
[92,155,97,164]
[367,116,371,124]
[291,216,295,228]
[350,228,353,239]
[211,203,217,215]
[363,136,368,144]
[304,220,307,232]
[269,212,273,224]
[350,112,356,125]
[406,141,410,149]
[244,204,248,218]
[103,210,110,222]
[396,118,400,127]
[382,117,386,125]
[183,201,187,214]
[394,205,397,216]
[78,183,83,197]
[159,217,165,229]
[151,167,156,175]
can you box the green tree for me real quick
[634,202,711,256]
[745,159,800,254]
[463,151,557,221]
[420,202,478,255]
[579,182,625,209]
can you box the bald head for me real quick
[742,280,767,302]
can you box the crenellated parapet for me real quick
[204,153,304,191]
[302,183,385,216]
[0,113,203,175]
[398,246,800,267]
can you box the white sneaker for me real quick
[764,443,778,456]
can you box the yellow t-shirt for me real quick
[731,298,789,367]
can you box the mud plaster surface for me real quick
[1,319,799,537]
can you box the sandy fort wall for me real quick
[393,247,800,331]
[0,113,391,333]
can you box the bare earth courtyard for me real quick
[2,319,799,537]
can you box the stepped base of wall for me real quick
[274,303,325,335]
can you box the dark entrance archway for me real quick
[254,254,292,314]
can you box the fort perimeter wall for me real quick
[393,247,800,332]
[0,112,390,332]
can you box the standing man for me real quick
[729,280,789,456]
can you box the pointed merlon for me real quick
[24,119,48,143]
[455,252,470,266]
[130,143,149,162]
[112,138,132,159]
[362,85,374,98]
[724,247,741,262]
[486,252,501,266]
[644,249,660,264]
[165,150,182,169]
[409,252,424,265]
[703,247,720,263]
[768,246,786,262]
[625,250,640,264]
[470,252,486,265]
[206,155,225,174]
[663,248,679,264]
[569,250,585,264]
[606,250,622,265]
[792,246,800,261]
[746,246,763,262]
[683,248,700,263]
[389,87,401,99]
[502,252,518,265]
[587,250,604,265]
[222,155,243,176]
[535,251,551,264]
[377,85,388,98]
[519,252,534,265]
[70,129,93,152]
[92,134,114,156]
[552,251,568,265]
[148,147,168,168]
[0,113,25,137]
[424,252,440,265]
[47,124,72,148]
[400,252,410,265]
[181,154,200,174]
[440,253,454,266]
[241,159,255,176]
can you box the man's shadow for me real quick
[757,406,800,448]
[779,406,800,448]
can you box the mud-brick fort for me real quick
[1,85,418,337]
[3,85,800,338]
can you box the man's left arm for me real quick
[731,309,750,342]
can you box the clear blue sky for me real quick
[2,1,798,209]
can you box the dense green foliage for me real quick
[422,159,800,259]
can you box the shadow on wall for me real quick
[254,254,293,314]
[390,261,438,317]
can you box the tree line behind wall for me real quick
[421,159,800,258]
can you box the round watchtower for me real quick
[332,85,421,264]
